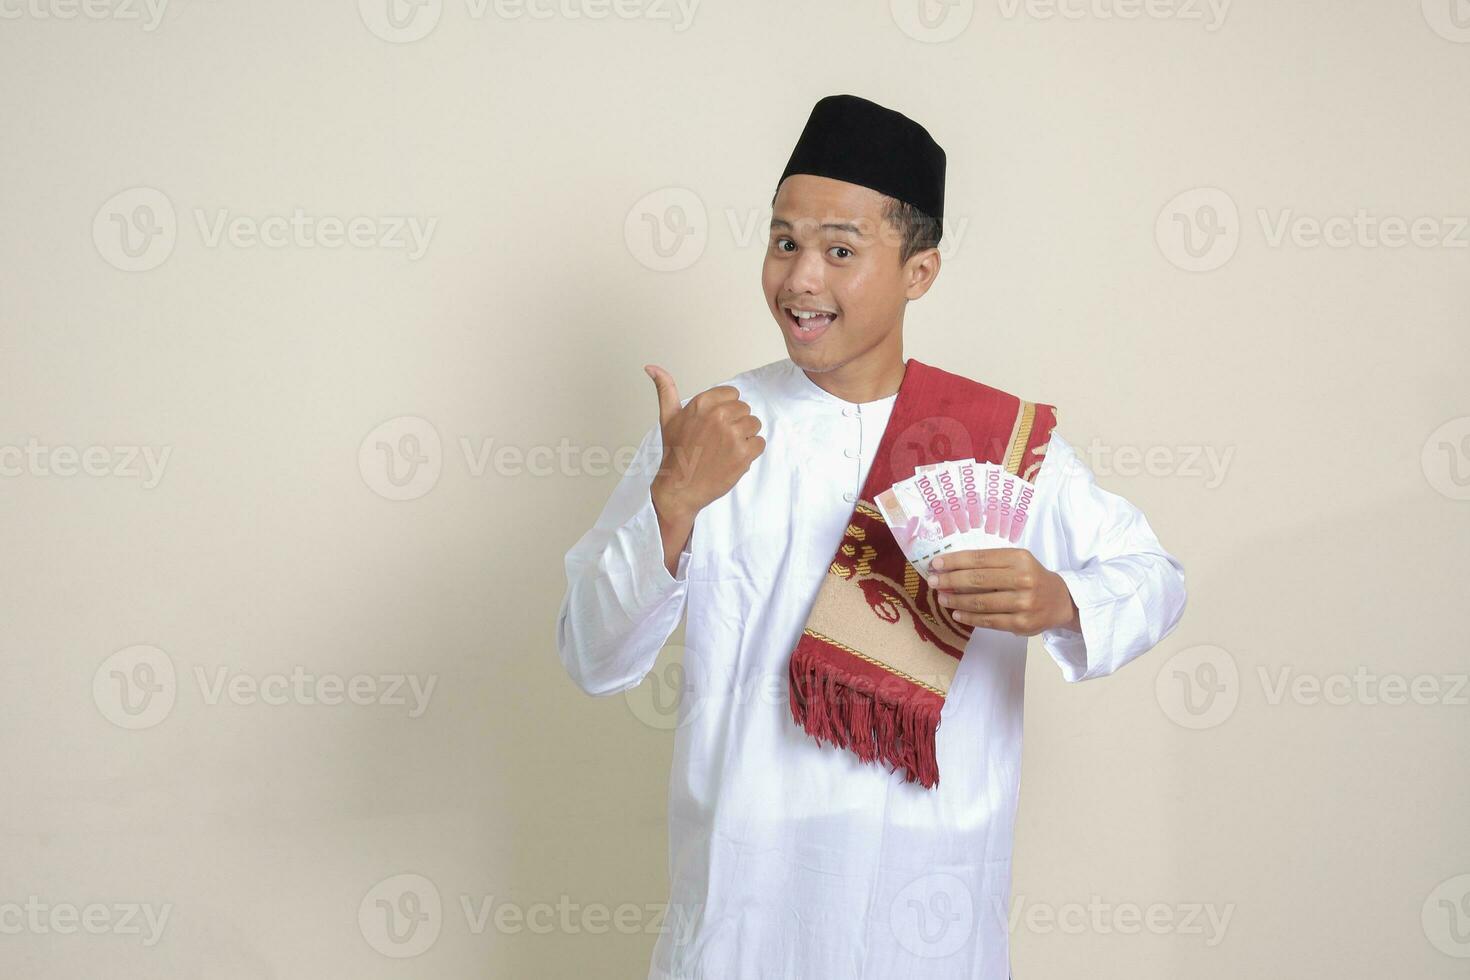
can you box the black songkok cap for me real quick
[776,94,946,232]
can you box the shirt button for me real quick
[841,407,856,417]
[842,491,855,502]
[843,447,858,458]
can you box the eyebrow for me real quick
[770,217,864,235]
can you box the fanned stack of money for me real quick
[874,461,1038,579]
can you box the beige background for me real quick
[1,1,1467,977]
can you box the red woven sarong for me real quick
[787,358,1057,789]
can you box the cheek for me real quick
[760,260,780,298]
[848,266,904,304]
[832,269,877,309]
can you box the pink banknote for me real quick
[875,475,960,577]
[878,460,1040,577]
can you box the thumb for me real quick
[644,364,682,428]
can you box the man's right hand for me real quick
[643,364,766,570]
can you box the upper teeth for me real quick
[789,309,831,319]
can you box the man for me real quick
[556,94,1187,980]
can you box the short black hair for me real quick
[880,195,943,265]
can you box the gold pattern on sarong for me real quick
[1005,400,1037,476]
[903,561,919,600]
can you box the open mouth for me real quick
[782,305,838,343]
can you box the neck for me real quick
[800,333,907,404]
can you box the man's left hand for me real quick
[927,548,1081,637]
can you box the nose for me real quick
[784,246,825,299]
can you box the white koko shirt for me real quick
[556,357,1187,980]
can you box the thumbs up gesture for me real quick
[645,364,766,523]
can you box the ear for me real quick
[903,247,942,300]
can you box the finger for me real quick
[948,611,1034,635]
[928,548,1027,572]
[697,384,741,405]
[644,364,682,428]
[748,434,767,458]
[716,398,752,421]
[938,590,1030,615]
[929,567,1023,594]
[734,414,762,438]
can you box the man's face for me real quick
[762,173,937,376]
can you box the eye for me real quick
[773,237,796,253]
[830,246,852,259]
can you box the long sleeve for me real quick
[555,420,693,696]
[1035,430,1188,682]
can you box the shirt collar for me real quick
[776,357,904,410]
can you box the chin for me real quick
[786,344,837,372]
